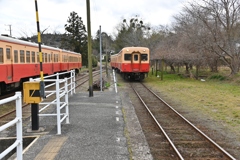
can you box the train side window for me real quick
[42,53,44,62]
[141,54,148,61]
[14,50,18,63]
[20,50,25,63]
[26,51,30,63]
[48,54,50,62]
[45,53,47,62]
[124,54,131,61]
[32,51,35,63]
[0,48,3,63]
[37,52,39,62]
[6,48,11,59]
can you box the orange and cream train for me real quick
[110,46,150,81]
[0,35,82,95]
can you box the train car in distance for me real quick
[110,46,150,81]
[0,35,82,95]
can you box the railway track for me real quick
[130,82,236,160]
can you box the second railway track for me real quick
[130,82,236,160]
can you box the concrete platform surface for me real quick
[22,91,129,160]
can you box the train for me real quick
[0,35,82,95]
[110,46,150,81]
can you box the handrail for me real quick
[30,70,75,134]
[0,92,23,160]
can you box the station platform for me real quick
[21,90,129,160]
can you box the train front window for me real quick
[6,48,10,59]
[141,54,148,61]
[0,48,3,63]
[134,55,138,61]
[124,54,131,61]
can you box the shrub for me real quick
[209,74,226,81]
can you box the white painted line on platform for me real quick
[116,111,119,115]
[116,137,120,142]
[116,106,119,109]
[116,101,118,103]
[116,117,119,121]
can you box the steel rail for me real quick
[141,83,236,160]
[131,85,184,160]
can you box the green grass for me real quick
[145,72,240,132]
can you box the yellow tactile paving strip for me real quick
[34,136,68,160]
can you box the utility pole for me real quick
[86,0,93,97]
[5,24,12,36]
[99,26,103,92]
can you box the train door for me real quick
[132,52,141,72]
[6,46,13,82]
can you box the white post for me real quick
[113,70,118,93]
[70,70,73,95]
[64,78,70,124]
[16,92,23,160]
[73,70,76,94]
[56,73,61,135]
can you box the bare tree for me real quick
[184,0,240,75]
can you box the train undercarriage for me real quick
[0,81,21,96]
[122,72,146,81]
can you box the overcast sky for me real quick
[0,0,189,38]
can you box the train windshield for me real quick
[141,54,148,61]
[134,55,138,61]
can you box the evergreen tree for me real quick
[114,15,150,51]
[61,11,88,66]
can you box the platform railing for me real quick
[30,70,76,134]
[113,69,118,93]
[0,92,23,160]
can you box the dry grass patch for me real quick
[145,74,240,134]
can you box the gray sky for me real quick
[0,0,189,38]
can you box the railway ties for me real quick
[130,82,236,160]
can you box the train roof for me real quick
[121,46,149,51]
[0,35,81,55]
[116,47,149,55]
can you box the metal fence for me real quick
[30,70,76,134]
[0,92,23,160]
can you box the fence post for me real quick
[73,70,76,94]
[113,70,118,93]
[70,70,73,95]
[16,92,23,160]
[56,73,61,135]
[65,78,70,124]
